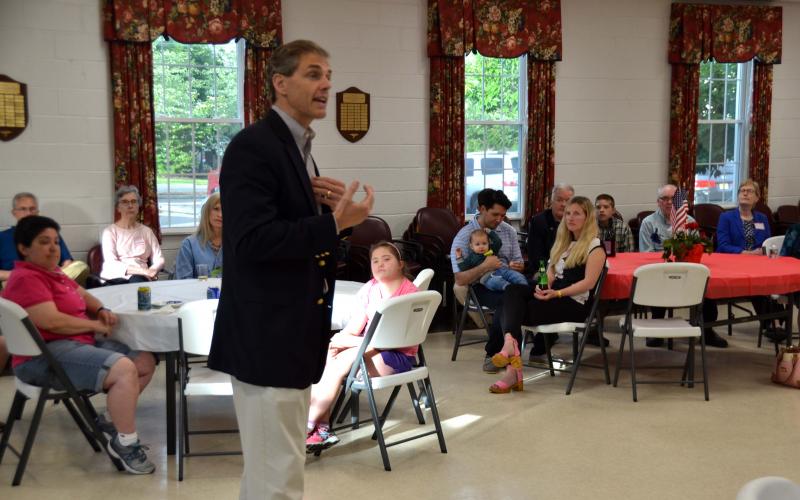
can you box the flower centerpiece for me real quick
[662,221,713,263]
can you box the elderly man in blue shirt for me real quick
[451,189,527,373]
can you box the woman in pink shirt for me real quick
[306,242,419,452]
[100,185,164,285]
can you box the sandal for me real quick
[491,335,521,368]
[489,364,523,394]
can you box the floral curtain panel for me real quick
[525,60,556,222]
[427,0,562,218]
[667,3,781,201]
[108,42,160,238]
[103,0,282,237]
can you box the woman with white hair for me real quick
[100,185,164,285]
[175,192,223,279]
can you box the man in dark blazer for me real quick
[527,183,574,271]
[208,40,373,500]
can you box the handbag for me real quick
[771,346,800,388]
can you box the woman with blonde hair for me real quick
[489,196,606,393]
[175,192,223,279]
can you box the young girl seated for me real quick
[306,241,420,452]
[455,228,528,291]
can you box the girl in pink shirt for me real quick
[306,242,419,452]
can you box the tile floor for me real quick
[1,312,798,500]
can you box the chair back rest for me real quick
[692,203,724,229]
[755,201,776,234]
[367,291,441,350]
[350,216,392,248]
[631,263,709,308]
[177,299,219,356]
[87,243,103,275]
[414,207,461,247]
[777,205,800,224]
[762,235,785,250]
[412,268,435,291]
[0,297,43,357]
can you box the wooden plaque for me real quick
[0,75,29,142]
[336,87,369,143]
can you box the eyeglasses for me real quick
[13,207,39,213]
[119,200,139,206]
[658,196,673,202]
[739,188,756,194]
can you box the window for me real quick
[152,38,244,229]
[464,53,526,217]
[695,61,752,205]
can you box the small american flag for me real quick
[670,187,689,233]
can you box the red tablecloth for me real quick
[601,253,800,300]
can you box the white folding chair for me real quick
[412,268,435,291]
[613,263,711,402]
[333,291,447,471]
[737,476,800,500]
[176,299,238,481]
[520,266,609,395]
[758,235,796,349]
[0,297,123,485]
[451,283,493,360]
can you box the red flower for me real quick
[686,221,699,230]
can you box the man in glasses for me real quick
[0,192,88,286]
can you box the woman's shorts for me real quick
[379,350,416,374]
[14,339,139,393]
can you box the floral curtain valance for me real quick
[427,0,562,60]
[668,3,782,64]
[103,0,282,48]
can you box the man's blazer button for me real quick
[317,298,324,305]
[319,260,326,266]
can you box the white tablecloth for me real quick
[87,279,364,352]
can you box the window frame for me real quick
[152,38,246,234]
[463,53,528,220]
[695,60,753,208]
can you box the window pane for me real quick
[696,123,710,165]
[483,57,502,76]
[724,63,738,79]
[497,76,519,121]
[157,123,194,228]
[709,81,725,120]
[710,123,726,163]
[724,80,738,120]
[163,65,191,117]
[711,62,726,79]
[698,78,711,119]
[465,74,483,121]
[725,123,737,161]
[215,67,238,118]
[483,75,503,121]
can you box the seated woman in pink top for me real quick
[306,241,419,453]
[100,186,164,285]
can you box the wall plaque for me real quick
[0,75,28,141]
[336,87,369,143]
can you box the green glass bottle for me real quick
[538,260,548,290]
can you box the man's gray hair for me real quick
[114,185,142,206]
[657,184,678,198]
[12,192,38,210]
[551,183,575,199]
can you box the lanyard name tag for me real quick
[754,222,766,230]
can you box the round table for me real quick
[87,278,364,352]
[601,253,800,300]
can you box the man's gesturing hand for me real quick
[333,181,374,230]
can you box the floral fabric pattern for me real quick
[104,0,282,48]
[749,62,773,203]
[525,60,556,222]
[244,44,273,126]
[669,3,782,64]
[668,63,700,199]
[427,57,466,220]
[427,0,561,60]
[109,42,161,240]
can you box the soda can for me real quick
[207,286,220,299]
[137,286,152,311]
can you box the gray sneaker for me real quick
[107,435,156,475]
[483,357,500,374]
[96,415,116,442]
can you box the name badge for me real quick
[754,222,765,230]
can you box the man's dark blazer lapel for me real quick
[267,110,318,215]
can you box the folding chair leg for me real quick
[598,322,611,384]
[543,333,556,377]
[0,392,26,464]
[727,302,733,336]
[364,385,391,471]
[415,380,429,408]
[350,391,361,429]
[567,326,591,395]
[629,331,638,403]
[13,388,50,486]
[329,385,349,426]
[371,386,402,441]
[406,383,426,425]
[613,330,627,387]
[686,339,696,389]
[423,377,447,454]
[451,297,470,361]
[700,337,710,401]
[62,398,101,452]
